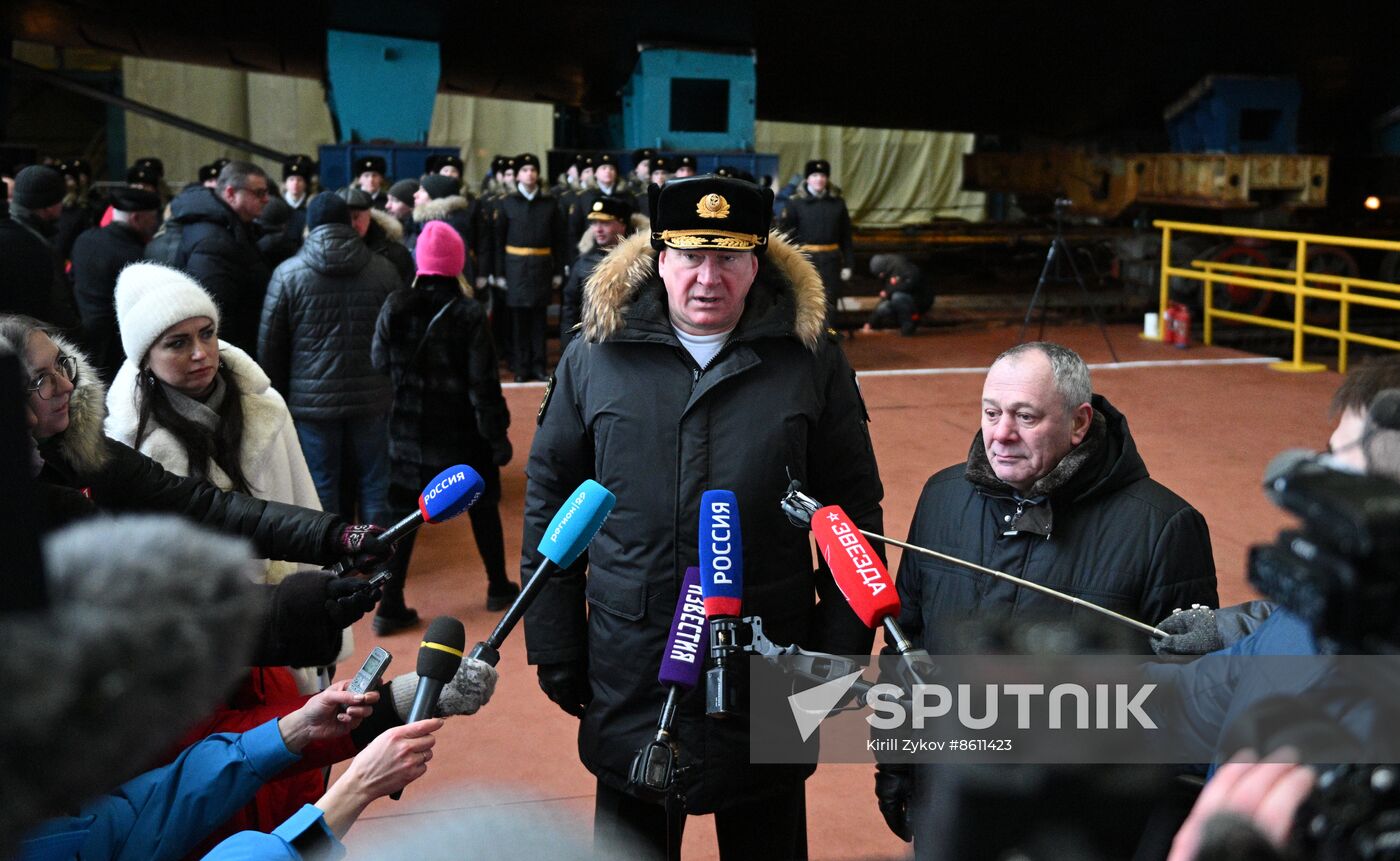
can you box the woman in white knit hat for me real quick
[106,262,323,582]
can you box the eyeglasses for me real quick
[28,354,78,400]
[236,185,270,200]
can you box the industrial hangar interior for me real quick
[6,3,1400,860]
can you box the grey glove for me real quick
[388,657,499,718]
[1152,604,1224,656]
[537,661,591,718]
[874,764,913,842]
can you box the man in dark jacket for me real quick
[258,192,398,526]
[341,187,414,287]
[406,174,481,275]
[864,253,934,336]
[567,153,628,250]
[875,341,1219,857]
[493,153,566,382]
[70,186,162,384]
[778,160,853,328]
[0,168,69,324]
[523,176,884,859]
[559,196,631,354]
[152,161,273,352]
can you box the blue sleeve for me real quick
[80,719,299,861]
[200,805,345,861]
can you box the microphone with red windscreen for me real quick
[809,505,916,654]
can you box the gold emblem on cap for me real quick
[592,201,604,211]
[697,194,730,219]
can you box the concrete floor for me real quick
[336,322,1342,859]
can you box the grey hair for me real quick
[993,342,1092,414]
[215,160,268,194]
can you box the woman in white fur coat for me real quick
[104,263,322,585]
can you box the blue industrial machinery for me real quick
[622,47,757,152]
[1164,75,1301,154]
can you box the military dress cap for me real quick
[197,163,220,183]
[133,157,165,177]
[282,154,316,180]
[804,159,832,177]
[649,155,671,175]
[571,152,591,170]
[337,186,373,210]
[674,155,697,172]
[491,154,510,173]
[514,153,541,170]
[714,165,756,183]
[649,175,774,254]
[594,152,619,168]
[108,186,162,212]
[438,153,464,171]
[355,155,387,176]
[211,157,231,172]
[587,196,634,223]
[632,148,655,165]
[127,164,161,186]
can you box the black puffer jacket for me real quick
[522,231,884,812]
[895,394,1219,656]
[371,277,509,499]
[155,187,271,352]
[10,333,346,565]
[257,223,395,421]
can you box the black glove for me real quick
[334,522,394,575]
[324,575,383,628]
[874,764,913,843]
[491,438,514,468]
[536,661,592,718]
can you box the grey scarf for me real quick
[158,372,227,432]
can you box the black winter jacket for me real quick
[71,222,147,383]
[15,334,346,566]
[558,243,607,354]
[365,209,414,288]
[522,232,884,812]
[258,224,396,421]
[156,187,271,352]
[0,212,65,324]
[407,195,483,280]
[895,395,1219,656]
[778,185,854,270]
[371,277,510,499]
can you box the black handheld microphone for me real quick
[391,615,465,800]
[699,490,743,718]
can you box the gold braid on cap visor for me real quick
[657,229,764,249]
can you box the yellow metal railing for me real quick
[1154,220,1400,373]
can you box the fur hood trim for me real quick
[370,207,404,242]
[580,230,827,350]
[413,194,469,224]
[791,183,844,201]
[47,332,111,474]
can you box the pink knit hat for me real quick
[415,221,465,277]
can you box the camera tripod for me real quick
[1017,199,1120,363]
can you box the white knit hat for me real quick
[114,262,221,363]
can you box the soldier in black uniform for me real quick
[353,155,389,210]
[70,186,162,384]
[281,154,315,242]
[633,155,671,222]
[560,196,632,354]
[554,153,590,258]
[434,153,464,181]
[478,155,516,367]
[672,154,698,179]
[493,153,566,382]
[568,153,628,248]
[625,148,655,195]
[54,159,102,266]
[777,159,853,327]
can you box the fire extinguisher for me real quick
[1165,302,1191,348]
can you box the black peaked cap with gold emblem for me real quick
[355,155,387,176]
[648,175,774,254]
[586,196,633,223]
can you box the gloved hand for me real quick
[537,661,592,718]
[874,764,913,842]
[1152,604,1223,656]
[491,438,514,467]
[388,657,499,718]
[840,267,852,282]
[324,575,383,628]
[551,274,563,288]
[335,522,394,574]
[474,276,488,290]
